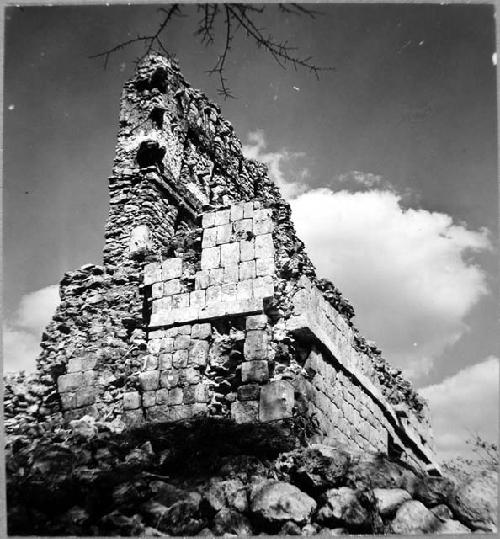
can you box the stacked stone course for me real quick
[5,52,437,474]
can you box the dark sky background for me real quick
[3,3,498,392]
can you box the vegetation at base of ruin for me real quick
[90,3,334,98]
[442,435,499,484]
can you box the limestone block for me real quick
[60,392,77,410]
[172,293,189,309]
[162,337,174,353]
[233,218,253,234]
[156,296,173,313]
[180,367,200,385]
[189,340,210,365]
[123,391,141,410]
[129,225,153,254]
[164,279,181,296]
[168,404,193,421]
[147,339,162,354]
[230,204,244,221]
[201,246,221,270]
[246,314,268,330]
[237,384,261,401]
[256,257,274,277]
[214,209,230,225]
[201,302,228,319]
[223,264,239,284]
[165,327,179,338]
[255,234,274,259]
[239,260,256,280]
[243,201,254,218]
[152,282,163,299]
[145,404,169,423]
[240,239,255,262]
[156,388,169,405]
[142,354,159,371]
[171,306,200,324]
[178,324,191,334]
[221,283,237,303]
[67,357,83,373]
[259,380,294,422]
[190,289,206,308]
[161,258,183,280]
[206,284,222,303]
[253,275,274,299]
[242,360,269,383]
[244,330,269,360]
[144,262,162,285]
[253,216,274,235]
[194,271,210,290]
[173,349,189,368]
[209,268,224,285]
[231,400,258,424]
[142,391,157,408]
[237,279,253,300]
[57,373,83,393]
[168,387,184,405]
[202,212,216,228]
[221,242,240,267]
[202,227,218,248]
[160,370,179,389]
[174,334,191,350]
[191,323,211,339]
[216,223,232,244]
[159,353,173,370]
[138,371,160,391]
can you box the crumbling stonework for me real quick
[5,53,437,474]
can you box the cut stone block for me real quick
[214,209,231,225]
[138,371,160,391]
[156,296,173,313]
[259,380,294,422]
[194,270,210,290]
[209,268,224,285]
[162,337,174,353]
[142,391,157,408]
[160,370,179,389]
[221,242,240,267]
[242,360,269,383]
[240,239,255,262]
[216,223,232,244]
[202,227,218,248]
[253,275,274,299]
[172,293,190,309]
[191,322,211,339]
[159,353,173,370]
[237,279,253,300]
[147,339,162,354]
[76,389,95,407]
[244,330,269,360]
[156,388,169,405]
[231,400,259,424]
[194,383,210,403]
[57,373,83,393]
[168,387,184,405]
[256,257,274,277]
[190,289,206,308]
[237,384,261,401]
[189,340,210,366]
[243,201,254,218]
[231,204,244,221]
[180,367,200,385]
[202,212,216,228]
[152,282,163,299]
[246,314,268,330]
[123,391,141,410]
[161,258,183,280]
[206,284,222,303]
[144,263,162,285]
[142,354,159,370]
[164,279,181,296]
[255,234,274,259]
[201,246,221,270]
[253,216,274,235]
[223,264,239,284]
[173,349,189,368]
[233,218,253,234]
[239,260,256,280]
[221,283,237,303]
[67,357,83,373]
[174,334,191,350]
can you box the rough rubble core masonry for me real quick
[6,54,439,474]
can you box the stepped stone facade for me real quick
[5,54,438,473]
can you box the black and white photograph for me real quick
[2,2,498,536]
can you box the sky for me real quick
[3,3,498,460]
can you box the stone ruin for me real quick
[4,53,439,475]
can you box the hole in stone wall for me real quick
[150,67,169,93]
[150,107,165,130]
[136,140,166,172]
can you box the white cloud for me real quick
[242,130,309,199]
[420,357,499,459]
[3,285,60,372]
[290,188,490,378]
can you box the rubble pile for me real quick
[5,419,497,535]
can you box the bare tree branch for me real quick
[90,3,334,98]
